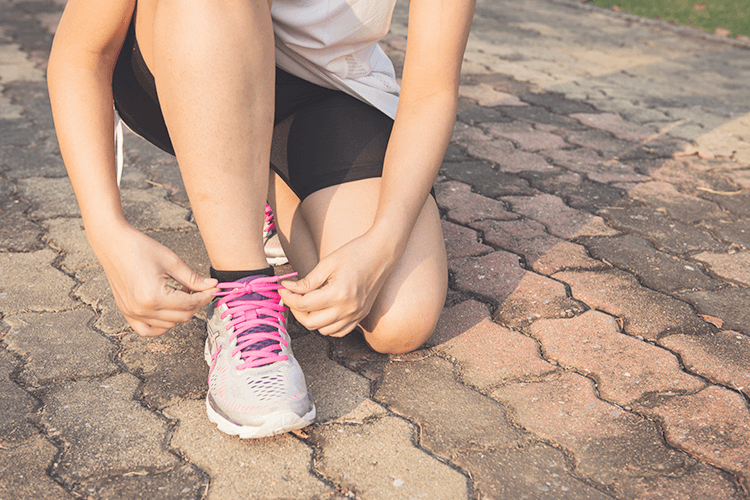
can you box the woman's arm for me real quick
[48,0,216,336]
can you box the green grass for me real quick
[589,0,750,39]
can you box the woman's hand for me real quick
[90,223,217,337]
[279,231,397,337]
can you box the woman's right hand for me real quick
[89,222,217,337]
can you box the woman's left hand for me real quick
[278,231,397,337]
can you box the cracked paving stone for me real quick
[119,318,208,410]
[0,199,43,251]
[660,330,750,399]
[451,250,525,304]
[491,372,740,499]
[584,234,722,293]
[0,434,72,500]
[426,299,490,347]
[627,181,725,225]
[39,372,179,482]
[437,318,555,389]
[74,268,129,335]
[163,399,334,500]
[699,218,750,250]
[0,249,77,314]
[470,217,562,266]
[121,187,194,232]
[600,206,727,255]
[698,190,750,219]
[501,193,593,239]
[554,269,711,340]
[457,443,611,500]
[493,271,585,330]
[441,220,493,261]
[294,333,369,422]
[530,311,705,407]
[72,464,206,500]
[309,415,469,499]
[677,288,750,337]
[439,160,537,197]
[148,229,212,278]
[43,218,98,273]
[3,310,118,387]
[435,180,516,224]
[693,250,750,287]
[0,348,39,446]
[636,386,750,490]
[16,177,81,219]
[374,355,524,458]
[1,145,68,179]
[569,113,652,142]
[532,241,608,275]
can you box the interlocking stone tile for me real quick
[470,142,553,173]
[601,206,727,255]
[0,249,77,314]
[74,267,129,335]
[546,149,648,184]
[451,251,525,304]
[628,181,725,224]
[501,194,593,239]
[440,160,537,197]
[0,348,39,446]
[1,143,68,179]
[563,129,632,158]
[457,97,507,124]
[491,372,738,498]
[521,170,625,212]
[553,269,711,340]
[699,190,750,219]
[648,158,738,194]
[43,218,97,273]
[570,112,652,141]
[660,330,750,398]
[148,229,212,280]
[309,415,469,499]
[426,299,490,346]
[39,373,179,482]
[493,272,585,330]
[636,386,750,490]
[16,176,80,219]
[435,180,516,224]
[4,310,117,386]
[375,355,524,458]
[530,311,704,406]
[121,188,194,232]
[72,465,206,500]
[457,443,611,500]
[0,434,71,500]
[573,216,620,238]
[294,333,370,422]
[164,399,334,500]
[584,234,722,293]
[471,217,561,265]
[519,92,598,115]
[441,221,492,261]
[119,318,207,409]
[481,121,535,135]
[699,218,750,250]
[0,199,43,251]
[450,122,492,143]
[502,105,582,129]
[677,288,750,337]
[693,251,750,287]
[459,83,527,106]
[490,130,567,151]
[532,241,608,275]
[437,318,555,388]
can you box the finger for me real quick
[127,317,173,337]
[281,262,331,294]
[318,318,360,338]
[166,256,218,292]
[292,307,342,332]
[281,285,339,314]
[159,287,216,313]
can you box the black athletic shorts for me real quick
[112,16,394,201]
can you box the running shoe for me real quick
[264,204,289,266]
[204,274,315,438]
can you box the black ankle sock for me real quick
[210,267,274,283]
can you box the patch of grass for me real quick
[589,0,750,39]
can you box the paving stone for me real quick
[459,83,527,107]
[437,318,555,388]
[563,129,632,158]
[439,160,537,197]
[490,130,567,151]
[501,194,593,239]
[73,267,129,335]
[521,170,626,212]
[519,92,598,115]
[72,464,206,500]
[148,229,212,278]
[451,251,526,304]
[532,241,608,275]
[0,249,77,315]
[309,415,469,499]
[441,220,493,261]
[457,97,507,124]
[435,180,516,224]
[426,299,490,347]
[3,310,117,386]
[677,288,750,337]
[0,199,43,251]
[699,218,750,250]
[493,271,585,330]
[627,181,725,224]
[471,217,561,265]
[43,218,97,273]
[573,216,620,238]
[164,399,334,500]
[119,318,207,410]
[570,112,652,141]
[121,188,194,232]
[660,330,750,399]
[530,311,704,407]
[456,443,612,500]
[584,234,722,293]
[693,250,750,287]
[636,386,750,489]
[16,176,80,219]
[601,206,727,255]
[491,372,737,498]
[647,158,738,195]
[0,348,39,446]
[0,434,72,500]
[481,121,535,135]
[546,149,648,183]
[553,269,711,340]
[0,143,67,179]
[501,105,583,129]
[39,372,179,482]
[451,122,493,144]
[467,140,553,173]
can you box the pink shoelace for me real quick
[212,273,296,369]
[264,204,276,235]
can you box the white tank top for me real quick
[271,0,401,119]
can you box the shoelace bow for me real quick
[212,273,296,369]
[264,204,276,235]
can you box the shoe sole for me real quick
[265,255,289,266]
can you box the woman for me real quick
[47,0,474,438]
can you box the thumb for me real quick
[282,264,330,295]
[167,257,217,292]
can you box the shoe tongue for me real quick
[233,275,280,353]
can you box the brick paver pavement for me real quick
[1,0,749,498]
